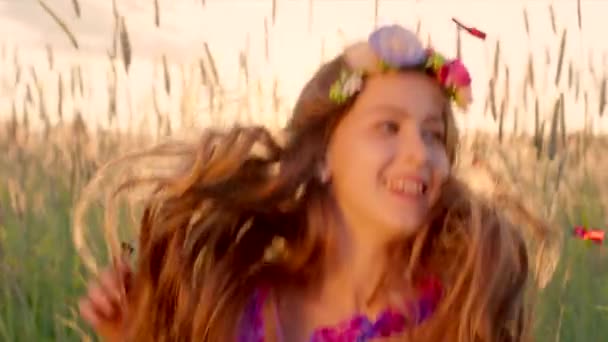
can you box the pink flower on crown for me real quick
[344,42,382,73]
[437,59,471,88]
[436,59,472,110]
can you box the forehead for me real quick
[352,72,446,117]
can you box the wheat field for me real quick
[0,0,607,341]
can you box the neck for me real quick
[319,198,397,309]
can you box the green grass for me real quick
[1,132,607,341]
[0,151,86,341]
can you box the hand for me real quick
[79,258,132,341]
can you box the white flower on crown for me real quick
[341,71,363,96]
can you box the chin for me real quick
[381,216,425,237]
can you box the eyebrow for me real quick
[363,104,443,123]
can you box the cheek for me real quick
[431,148,450,182]
[328,136,388,184]
[426,149,449,208]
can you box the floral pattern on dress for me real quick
[238,276,442,342]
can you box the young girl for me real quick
[77,24,553,341]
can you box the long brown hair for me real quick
[75,55,557,341]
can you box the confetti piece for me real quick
[572,226,605,244]
[452,17,487,40]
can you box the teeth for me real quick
[386,179,424,195]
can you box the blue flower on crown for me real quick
[368,25,427,68]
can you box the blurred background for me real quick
[0,0,606,340]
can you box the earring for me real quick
[318,167,331,184]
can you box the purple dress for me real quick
[237,276,442,342]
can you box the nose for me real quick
[395,125,430,168]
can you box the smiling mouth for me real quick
[383,178,428,197]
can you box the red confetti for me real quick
[452,18,487,40]
[573,226,605,244]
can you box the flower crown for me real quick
[329,25,473,111]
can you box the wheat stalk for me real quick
[36,0,79,49]
[71,0,81,18]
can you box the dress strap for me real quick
[237,287,269,342]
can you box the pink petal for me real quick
[344,42,382,73]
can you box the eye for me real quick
[422,128,445,143]
[378,120,400,135]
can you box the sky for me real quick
[0,0,607,133]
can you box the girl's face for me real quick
[325,72,450,239]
